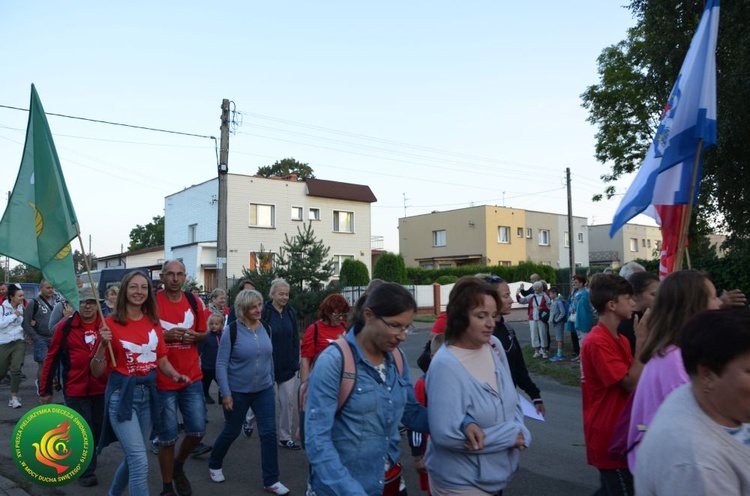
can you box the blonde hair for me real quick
[207,313,224,328]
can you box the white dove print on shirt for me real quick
[121,329,159,363]
[160,309,194,332]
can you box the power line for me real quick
[0,104,217,141]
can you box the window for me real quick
[188,224,197,243]
[526,228,532,239]
[249,251,274,272]
[433,230,447,247]
[498,261,511,267]
[249,203,275,228]
[498,226,510,244]
[291,206,303,221]
[564,231,570,248]
[332,255,355,276]
[630,238,639,252]
[308,207,321,221]
[420,262,434,270]
[538,229,550,246]
[577,232,584,243]
[647,239,652,248]
[655,240,662,251]
[333,210,354,233]
[642,239,647,247]
[516,227,523,238]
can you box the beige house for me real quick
[588,223,662,267]
[398,206,589,269]
[165,174,377,291]
[95,245,165,274]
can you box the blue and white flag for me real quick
[610,0,719,237]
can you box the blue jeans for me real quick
[107,387,152,496]
[156,381,207,444]
[65,395,104,477]
[209,385,279,486]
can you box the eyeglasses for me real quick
[378,316,414,335]
[81,300,98,306]
[332,313,347,319]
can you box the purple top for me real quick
[627,345,690,472]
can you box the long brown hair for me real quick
[113,271,160,325]
[639,270,713,364]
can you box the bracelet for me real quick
[91,356,105,364]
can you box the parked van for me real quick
[79,267,152,300]
[7,282,41,301]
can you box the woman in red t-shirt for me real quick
[91,271,189,496]
[299,294,351,383]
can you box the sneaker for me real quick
[242,421,253,437]
[264,482,290,495]
[8,397,21,409]
[190,442,212,457]
[35,379,41,396]
[278,439,301,450]
[78,473,98,487]
[150,438,159,455]
[549,355,565,362]
[173,469,192,496]
[204,394,215,405]
[209,468,225,483]
[541,351,548,359]
[532,350,541,358]
[571,354,581,362]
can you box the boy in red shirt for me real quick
[581,274,645,496]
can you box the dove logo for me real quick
[12,405,93,486]
[121,329,159,368]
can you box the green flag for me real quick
[0,84,80,309]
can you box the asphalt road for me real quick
[0,319,599,496]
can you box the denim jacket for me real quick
[305,329,428,496]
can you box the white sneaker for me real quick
[209,468,225,483]
[8,397,21,409]
[532,350,541,358]
[264,481,290,495]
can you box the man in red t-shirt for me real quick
[581,274,646,496]
[155,260,208,496]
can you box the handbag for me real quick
[568,313,576,324]
[535,295,550,323]
[383,462,403,496]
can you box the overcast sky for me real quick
[0,1,654,264]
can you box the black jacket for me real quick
[261,301,300,384]
[492,318,541,402]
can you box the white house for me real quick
[164,174,377,291]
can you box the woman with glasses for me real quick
[300,293,351,383]
[426,276,530,495]
[305,282,428,496]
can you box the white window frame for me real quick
[333,210,355,233]
[308,207,321,221]
[538,229,550,246]
[630,238,639,252]
[188,223,197,243]
[516,227,523,238]
[249,203,275,228]
[564,231,570,248]
[577,232,584,243]
[433,230,447,247]
[526,228,532,239]
[332,254,355,276]
[498,226,510,244]
[249,251,275,272]
[291,206,303,221]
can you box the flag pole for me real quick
[76,233,116,366]
[673,139,704,272]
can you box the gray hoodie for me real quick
[22,295,56,340]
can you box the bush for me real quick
[435,275,459,285]
[339,259,370,288]
[373,252,408,284]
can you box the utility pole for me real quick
[566,167,576,278]
[217,99,230,292]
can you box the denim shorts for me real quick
[156,381,206,444]
[33,337,51,363]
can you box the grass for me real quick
[522,343,582,387]
[413,314,437,323]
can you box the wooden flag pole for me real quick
[76,234,116,366]
[673,140,704,272]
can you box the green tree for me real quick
[256,158,315,179]
[373,252,408,284]
[128,215,164,251]
[73,250,96,273]
[581,0,750,252]
[338,259,370,288]
[9,264,42,283]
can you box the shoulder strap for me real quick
[184,291,199,317]
[332,337,357,415]
[229,321,238,354]
[33,298,39,317]
[391,347,404,377]
[58,317,75,356]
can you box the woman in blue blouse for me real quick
[208,289,289,495]
[305,282,428,496]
